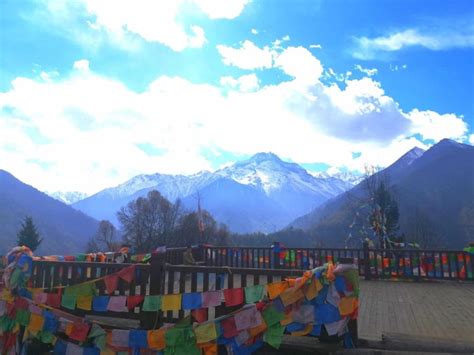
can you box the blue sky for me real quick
[0,0,473,194]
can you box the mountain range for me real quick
[0,170,98,255]
[291,139,474,248]
[72,153,354,233]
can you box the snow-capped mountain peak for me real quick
[47,191,89,204]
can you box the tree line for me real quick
[86,190,230,253]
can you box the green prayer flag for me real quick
[88,323,106,339]
[142,295,161,311]
[0,315,15,332]
[245,285,265,304]
[165,325,200,355]
[39,331,55,344]
[94,334,107,350]
[64,282,97,297]
[61,294,77,310]
[16,309,31,326]
[264,323,285,349]
[343,270,360,297]
[75,254,87,262]
[263,305,285,326]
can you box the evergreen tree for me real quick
[17,216,43,251]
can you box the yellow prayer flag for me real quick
[267,281,288,300]
[195,322,217,343]
[77,295,93,311]
[280,312,292,326]
[338,296,358,316]
[65,322,74,336]
[161,294,182,312]
[0,289,14,302]
[147,328,166,350]
[304,278,322,300]
[28,313,44,332]
[280,287,304,306]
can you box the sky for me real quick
[0,0,473,195]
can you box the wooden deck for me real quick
[358,280,474,343]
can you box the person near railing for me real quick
[183,245,197,265]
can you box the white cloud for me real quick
[217,40,274,70]
[220,74,260,92]
[354,28,474,59]
[309,44,322,49]
[251,28,258,35]
[34,0,250,52]
[469,134,474,145]
[407,109,468,141]
[193,0,250,19]
[0,47,469,193]
[73,59,90,71]
[389,64,408,72]
[354,64,377,76]
[274,46,323,84]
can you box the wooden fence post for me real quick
[273,243,280,269]
[363,241,371,280]
[141,251,166,329]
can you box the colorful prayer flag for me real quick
[161,294,182,311]
[223,288,244,307]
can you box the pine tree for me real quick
[17,216,43,251]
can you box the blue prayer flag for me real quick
[92,296,109,312]
[310,324,322,336]
[314,286,328,305]
[83,347,100,355]
[53,339,67,355]
[182,293,202,310]
[315,304,341,325]
[285,322,305,333]
[129,330,148,349]
[335,276,346,294]
[43,311,58,333]
[272,297,285,312]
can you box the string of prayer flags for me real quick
[117,265,135,283]
[182,293,202,310]
[147,327,167,350]
[92,296,109,312]
[194,322,218,344]
[111,329,130,348]
[161,294,182,312]
[129,330,148,349]
[76,295,93,311]
[338,297,358,316]
[28,313,44,332]
[234,305,263,331]
[192,308,208,323]
[69,322,90,342]
[107,296,127,312]
[104,274,119,295]
[46,293,61,308]
[202,291,221,307]
[127,295,144,311]
[223,288,244,307]
[142,295,161,311]
[245,284,265,304]
[61,294,77,310]
[221,317,239,338]
[267,281,288,299]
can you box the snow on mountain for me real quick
[47,191,89,204]
[73,152,356,232]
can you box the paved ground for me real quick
[358,279,474,343]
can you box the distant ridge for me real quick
[73,153,354,233]
[291,139,474,248]
[0,170,99,254]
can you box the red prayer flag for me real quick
[6,302,16,318]
[104,274,119,295]
[192,308,208,323]
[223,288,243,307]
[47,293,61,308]
[117,265,135,283]
[127,295,144,311]
[14,297,29,310]
[69,322,90,342]
[221,317,238,338]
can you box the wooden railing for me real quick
[202,244,474,281]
